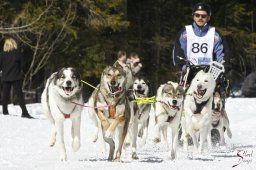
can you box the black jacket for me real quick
[0,49,24,82]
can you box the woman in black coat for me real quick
[0,37,33,118]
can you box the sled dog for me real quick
[88,66,130,161]
[181,70,216,153]
[154,81,185,159]
[41,67,83,161]
[211,91,232,145]
[126,76,152,159]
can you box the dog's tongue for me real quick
[65,87,72,93]
[136,90,145,96]
[112,86,121,93]
[197,89,205,96]
[172,105,179,111]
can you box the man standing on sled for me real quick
[172,2,230,107]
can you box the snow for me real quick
[0,98,256,170]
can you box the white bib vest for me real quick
[186,25,215,65]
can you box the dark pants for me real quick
[2,80,28,114]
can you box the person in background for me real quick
[0,35,33,118]
[114,50,127,68]
[126,52,143,76]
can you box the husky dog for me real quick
[126,76,152,159]
[154,81,185,160]
[211,91,232,145]
[113,61,134,90]
[181,70,216,153]
[88,66,130,161]
[41,67,83,161]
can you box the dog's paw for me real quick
[92,133,98,143]
[49,140,56,147]
[72,136,80,152]
[113,157,121,162]
[107,156,114,161]
[132,152,139,160]
[154,137,161,143]
[171,150,176,160]
[105,130,113,138]
[59,154,67,161]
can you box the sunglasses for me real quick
[193,13,208,19]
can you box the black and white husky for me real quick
[211,91,232,145]
[41,67,83,161]
[126,76,152,159]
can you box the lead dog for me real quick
[181,70,216,153]
[126,76,152,159]
[88,66,130,161]
[211,91,232,145]
[41,67,83,161]
[154,81,185,160]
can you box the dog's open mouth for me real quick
[168,102,180,111]
[63,87,74,95]
[135,90,145,97]
[194,89,207,98]
[108,83,122,94]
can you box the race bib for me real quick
[186,25,215,65]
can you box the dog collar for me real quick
[57,104,77,119]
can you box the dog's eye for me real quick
[116,74,121,78]
[204,80,208,82]
[142,82,146,85]
[72,75,76,79]
[61,75,65,79]
[196,79,199,81]
[107,74,111,77]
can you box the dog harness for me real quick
[157,101,179,123]
[99,88,124,119]
[193,97,209,114]
[57,104,77,119]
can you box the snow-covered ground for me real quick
[0,98,255,170]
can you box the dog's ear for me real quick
[177,85,185,97]
[54,67,66,85]
[102,66,111,75]
[146,79,154,97]
[163,83,173,93]
[113,61,123,70]
[203,67,208,73]
[71,67,82,87]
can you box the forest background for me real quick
[0,0,255,100]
